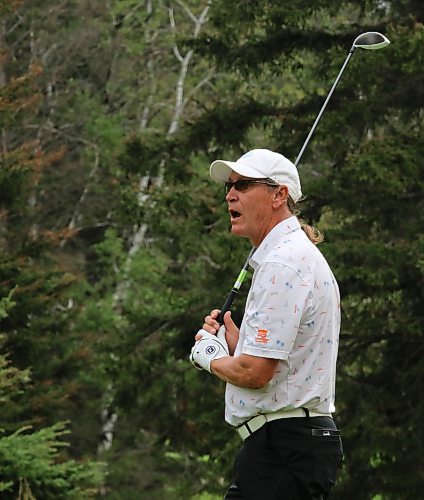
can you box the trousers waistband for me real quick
[236,408,332,441]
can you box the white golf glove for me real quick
[190,327,229,373]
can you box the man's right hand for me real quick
[201,309,240,355]
[202,308,222,334]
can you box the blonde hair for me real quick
[266,182,324,245]
[287,197,324,245]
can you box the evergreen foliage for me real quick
[0,0,422,497]
[0,299,104,498]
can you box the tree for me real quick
[103,0,423,497]
[0,296,104,498]
[0,2,105,494]
[167,1,423,498]
[2,0,422,497]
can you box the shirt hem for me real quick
[242,346,289,360]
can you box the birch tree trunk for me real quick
[97,0,213,465]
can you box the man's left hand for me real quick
[190,329,229,373]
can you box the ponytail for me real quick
[287,197,324,245]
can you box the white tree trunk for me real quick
[113,0,212,298]
[97,0,213,471]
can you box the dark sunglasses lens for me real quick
[225,180,251,193]
[236,180,251,191]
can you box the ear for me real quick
[271,185,289,209]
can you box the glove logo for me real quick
[205,345,217,355]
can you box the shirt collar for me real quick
[249,216,301,270]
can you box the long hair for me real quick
[265,181,324,245]
[287,197,324,245]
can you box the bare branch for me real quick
[5,15,24,37]
[168,6,184,62]
[139,1,159,129]
[173,0,198,25]
[32,124,101,238]
[193,2,211,37]
[108,0,146,26]
[183,69,214,108]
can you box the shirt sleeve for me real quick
[241,261,313,360]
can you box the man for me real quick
[190,149,343,499]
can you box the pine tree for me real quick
[0,294,104,498]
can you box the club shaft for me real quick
[217,247,256,325]
[294,46,356,167]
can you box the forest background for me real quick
[0,0,423,498]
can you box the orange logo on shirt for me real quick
[255,329,269,344]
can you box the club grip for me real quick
[217,289,238,325]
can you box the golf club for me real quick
[216,31,390,326]
[294,31,390,167]
[216,247,256,324]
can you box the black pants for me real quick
[225,416,343,500]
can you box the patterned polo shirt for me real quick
[225,216,341,427]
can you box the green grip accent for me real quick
[234,269,248,289]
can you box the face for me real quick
[225,173,285,246]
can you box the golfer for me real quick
[190,149,343,499]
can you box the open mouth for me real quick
[230,209,241,219]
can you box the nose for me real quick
[226,189,237,202]
[225,185,238,202]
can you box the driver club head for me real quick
[353,31,390,50]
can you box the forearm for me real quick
[211,354,276,389]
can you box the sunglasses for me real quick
[224,179,279,194]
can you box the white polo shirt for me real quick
[225,216,341,427]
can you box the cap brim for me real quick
[209,160,235,182]
[210,160,267,183]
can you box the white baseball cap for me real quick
[210,149,302,202]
